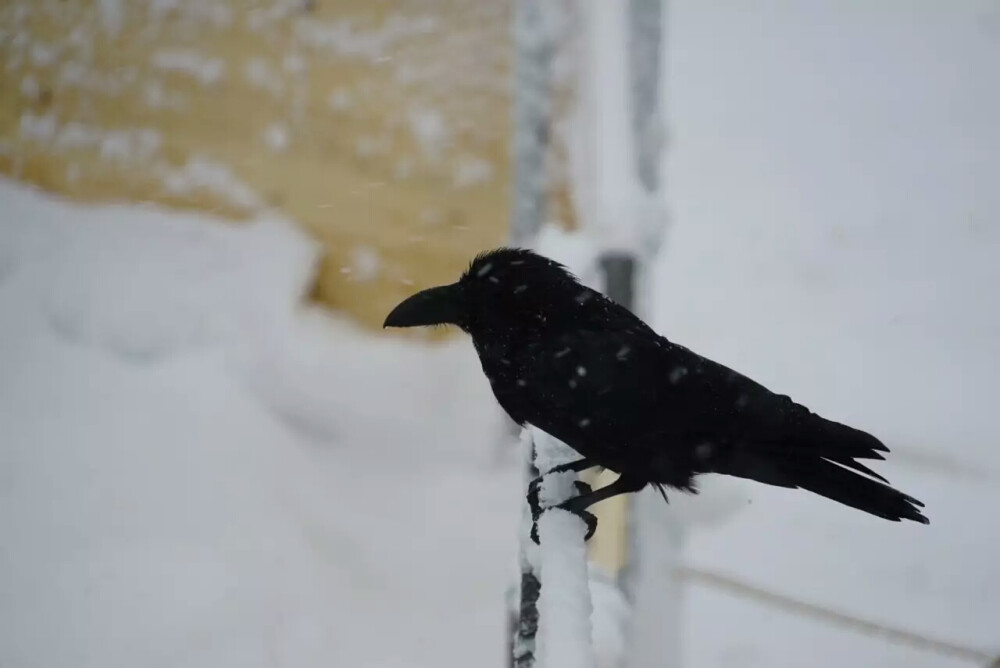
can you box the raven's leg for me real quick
[546,458,596,475]
[559,473,647,514]
[531,474,646,544]
[527,458,596,519]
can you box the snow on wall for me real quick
[151,48,227,86]
[0,0,513,332]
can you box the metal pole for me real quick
[616,1,681,667]
[508,0,557,665]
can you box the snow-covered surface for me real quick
[160,157,264,212]
[2,2,999,667]
[151,48,227,87]
[658,1,1000,665]
[528,428,596,668]
[0,179,518,668]
[535,510,595,668]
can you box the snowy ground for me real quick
[3,2,1000,667]
[0,178,521,668]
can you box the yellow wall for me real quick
[0,0,512,332]
[1,0,626,572]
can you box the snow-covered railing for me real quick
[527,428,597,668]
[508,0,567,665]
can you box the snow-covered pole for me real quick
[530,428,596,668]
[616,2,685,667]
[509,0,556,249]
[572,0,677,666]
[508,1,571,667]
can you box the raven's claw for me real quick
[528,476,590,519]
[528,474,597,544]
[579,510,597,541]
[527,475,544,521]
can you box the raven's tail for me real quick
[781,456,928,524]
[717,416,929,525]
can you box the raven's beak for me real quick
[383,283,463,328]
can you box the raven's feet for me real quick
[528,478,591,519]
[528,471,592,519]
[527,475,543,522]
[529,506,597,545]
[529,480,596,545]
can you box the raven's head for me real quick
[383,247,583,335]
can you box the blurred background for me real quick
[1,1,998,667]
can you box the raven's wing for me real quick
[511,328,696,468]
[514,328,887,477]
[518,328,758,437]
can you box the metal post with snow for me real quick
[567,1,685,667]
[508,0,552,664]
[530,428,597,668]
[509,1,596,667]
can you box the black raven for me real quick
[384,248,928,539]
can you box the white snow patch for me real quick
[588,567,631,668]
[406,107,449,160]
[142,80,185,110]
[12,197,318,360]
[19,75,39,99]
[98,0,124,37]
[148,0,181,18]
[263,123,290,152]
[19,112,58,143]
[243,58,284,96]
[354,135,388,158]
[196,2,234,29]
[536,511,596,668]
[151,49,226,86]
[294,15,437,61]
[349,245,381,282]
[160,157,263,212]
[246,2,296,32]
[99,129,162,164]
[67,26,92,52]
[57,62,122,94]
[282,52,308,76]
[52,123,99,150]
[38,122,163,164]
[453,155,494,188]
[327,88,352,111]
[148,0,231,28]
[30,42,59,68]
